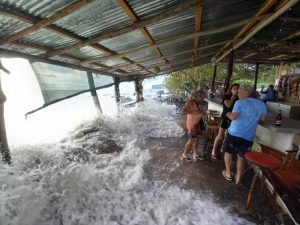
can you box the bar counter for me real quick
[205,98,300,153]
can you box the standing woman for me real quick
[211,83,239,160]
[181,90,206,162]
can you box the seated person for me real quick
[262,85,276,102]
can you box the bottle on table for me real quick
[275,110,282,127]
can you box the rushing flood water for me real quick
[0,101,254,225]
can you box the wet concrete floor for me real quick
[142,117,289,225]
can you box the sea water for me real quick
[0,99,253,225]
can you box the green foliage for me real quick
[257,64,275,86]
[165,63,276,94]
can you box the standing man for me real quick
[222,85,267,184]
[181,90,207,162]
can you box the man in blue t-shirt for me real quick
[222,85,267,184]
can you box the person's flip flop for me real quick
[211,153,219,160]
[222,170,233,181]
[181,155,193,163]
[235,175,242,185]
[194,155,204,161]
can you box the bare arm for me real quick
[182,101,199,115]
[259,115,267,123]
[226,112,239,121]
[224,95,237,108]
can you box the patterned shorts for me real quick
[188,124,202,139]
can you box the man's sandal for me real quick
[222,170,233,181]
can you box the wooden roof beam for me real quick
[10,41,128,73]
[0,48,116,76]
[109,40,229,72]
[214,0,299,63]
[81,15,268,65]
[46,0,204,57]
[0,5,135,69]
[0,0,97,45]
[192,5,203,65]
[122,52,215,76]
[116,0,167,74]
[214,0,277,61]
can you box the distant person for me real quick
[258,85,265,95]
[262,85,276,103]
[181,90,206,162]
[222,85,267,184]
[211,83,239,160]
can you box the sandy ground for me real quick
[142,117,293,225]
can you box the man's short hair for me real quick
[240,85,253,96]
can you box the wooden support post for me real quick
[254,63,259,91]
[211,64,217,92]
[114,77,121,114]
[134,79,144,102]
[224,51,234,92]
[0,70,12,165]
[87,71,102,116]
[114,77,121,103]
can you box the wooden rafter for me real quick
[10,41,130,74]
[109,40,229,72]
[269,54,288,60]
[117,0,169,63]
[214,0,277,60]
[0,6,133,74]
[214,0,299,63]
[0,0,97,45]
[122,52,215,76]
[0,48,115,76]
[81,15,268,65]
[192,5,203,65]
[243,52,258,59]
[243,30,300,59]
[46,0,203,57]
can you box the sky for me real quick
[0,58,166,147]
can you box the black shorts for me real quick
[220,118,231,129]
[222,133,253,157]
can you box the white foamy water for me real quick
[0,101,254,225]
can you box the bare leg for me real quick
[182,139,195,156]
[192,136,200,157]
[224,152,233,178]
[236,154,246,184]
[211,127,225,156]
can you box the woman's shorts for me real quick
[188,124,201,139]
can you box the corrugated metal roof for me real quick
[54,0,133,39]
[0,0,299,80]
[69,46,107,59]
[0,15,31,37]
[20,28,77,49]
[129,0,185,20]
[147,8,195,41]
[100,29,148,53]
[0,0,77,18]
